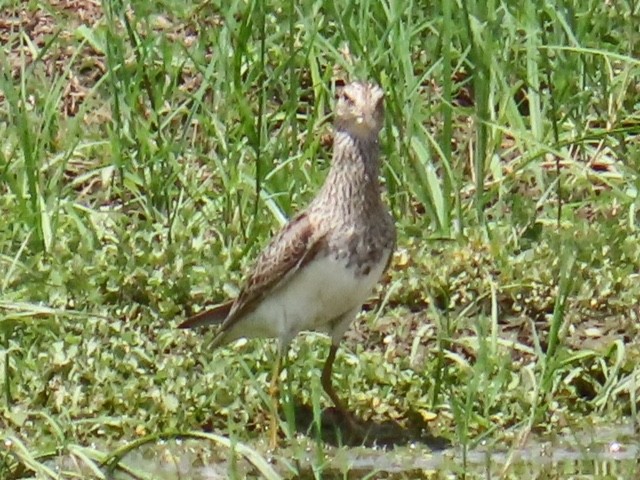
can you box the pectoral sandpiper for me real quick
[179,81,396,445]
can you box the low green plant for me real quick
[1,0,640,478]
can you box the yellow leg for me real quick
[268,346,283,449]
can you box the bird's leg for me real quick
[321,344,361,431]
[268,343,286,449]
[268,346,282,448]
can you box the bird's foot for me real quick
[318,406,367,435]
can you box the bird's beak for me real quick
[356,113,374,128]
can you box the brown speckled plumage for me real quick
[179,81,396,436]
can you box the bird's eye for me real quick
[339,92,355,106]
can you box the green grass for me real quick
[1,0,640,477]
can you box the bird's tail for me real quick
[178,301,233,329]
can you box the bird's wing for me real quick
[223,212,327,327]
[382,235,396,274]
[178,300,233,329]
[182,211,326,334]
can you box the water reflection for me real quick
[49,422,639,479]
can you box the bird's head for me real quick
[334,81,385,139]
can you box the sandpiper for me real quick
[180,81,396,444]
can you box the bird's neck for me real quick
[311,130,385,222]
[326,130,381,193]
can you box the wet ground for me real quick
[49,421,639,479]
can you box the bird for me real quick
[179,80,396,445]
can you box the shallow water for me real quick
[52,422,639,479]
[312,422,640,479]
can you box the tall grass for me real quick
[1,0,640,477]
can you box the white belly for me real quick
[227,250,390,345]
